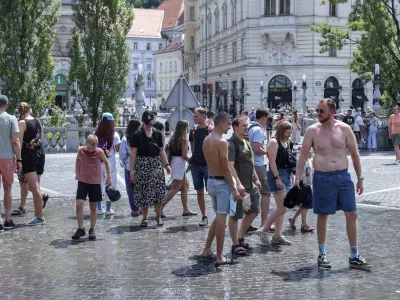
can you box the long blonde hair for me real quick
[274,120,292,142]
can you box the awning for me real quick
[55,90,67,96]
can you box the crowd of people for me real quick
[4,93,400,270]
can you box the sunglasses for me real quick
[316,109,326,114]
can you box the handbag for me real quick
[23,119,42,150]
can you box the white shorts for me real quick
[170,156,186,180]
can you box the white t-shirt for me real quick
[109,132,121,157]
[354,116,364,132]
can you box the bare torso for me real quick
[311,121,350,172]
[203,132,226,176]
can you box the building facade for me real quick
[190,0,372,114]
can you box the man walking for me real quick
[354,111,367,144]
[228,116,261,254]
[248,108,273,231]
[296,98,369,269]
[342,109,355,129]
[388,105,400,165]
[200,112,240,266]
[189,107,213,226]
[0,95,22,230]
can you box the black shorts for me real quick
[76,181,102,202]
[21,152,45,175]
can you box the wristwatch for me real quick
[357,176,364,181]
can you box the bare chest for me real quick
[312,128,346,152]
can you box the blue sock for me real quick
[106,203,111,211]
[318,244,326,256]
[350,246,358,259]
[97,202,102,211]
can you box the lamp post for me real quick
[293,80,298,111]
[302,75,308,135]
[338,80,343,113]
[373,64,382,116]
[260,80,265,109]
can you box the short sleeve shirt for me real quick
[354,116,364,132]
[108,132,121,157]
[248,121,265,166]
[228,135,254,190]
[189,125,212,167]
[131,128,163,157]
[0,111,19,159]
[153,121,165,132]
[342,116,355,128]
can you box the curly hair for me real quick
[126,119,141,146]
[169,120,189,153]
[94,119,115,150]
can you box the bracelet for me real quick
[16,159,22,163]
[274,175,280,180]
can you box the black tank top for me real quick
[22,118,44,155]
[269,138,292,170]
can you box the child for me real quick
[266,117,273,142]
[72,135,112,240]
[289,148,314,232]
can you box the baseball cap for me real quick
[102,112,114,121]
[0,95,9,106]
[142,110,155,125]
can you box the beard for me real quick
[318,115,330,123]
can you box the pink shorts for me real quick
[0,159,16,186]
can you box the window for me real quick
[174,61,177,72]
[216,47,220,65]
[209,51,212,67]
[190,36,195,50]
[223,44,228,64]
[232,41,237,61]
[165,64,167,73]
[222,3,228,30]
[279,0,290,15]
[147,43,151,50]
[133,42,138,50]
[147,78,152,87]
[241,36,244,59]
[190,7,195,21]
[159,43,163,50]
[169,62,172,72]
[328,47,337,57]
[133,63,138,70]
[147,63,151,70]
[160,63,162,73]
[329,2,336,16]
[160,80,162,90]
[201,18,205,40]
[214,9,219,33]
[207,13,212,37]
[169,80,172,90]
[232,0,237,25]
[265,0,276,16]
[240,0,244,21]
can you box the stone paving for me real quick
[0,151,400,299]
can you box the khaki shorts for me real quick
[392,133,400,145]
[254,165,270,195]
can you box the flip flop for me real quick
[182,211,198,217]
[215,257,234,267]
[289,217,296,230]
[42,194,49,209]
[198,252,216,260]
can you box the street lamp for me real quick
[302,75,308,135]
[293,80,298,111]
[260,80,265,109]
[338,80,343,113]
[373,64,382,116]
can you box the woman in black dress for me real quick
[18,102,46,226]
[130,111,171,227]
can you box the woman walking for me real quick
[17,102,46,226]
[163,120,197,216]
[367,112,379,151]
[291,110,301,144]
[256,120,294,245]
[130,111,171,227]
[94,113,121,215]
[119,119,141,217]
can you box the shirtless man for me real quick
[200,112,240,266]
[296,98,369,269]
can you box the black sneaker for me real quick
[11,207,26,216]
[349,255,371,270]
[72,228,85,240]
[246,224,259,233]
[88,229,96,240]
[318,255,332,269]
[3,219,16,230]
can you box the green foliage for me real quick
[0,0,60,115]
[127,0,163,8]
[45,106,67,128]
[311,0,400,116]
[69,0,134,127]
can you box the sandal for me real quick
[215,256,234,267]
[156,216,164,227]
[42,194,49,209]
[11,207,26,216]
[182,211,198,217]
[301,224,314,233]
[289,217,296,230]
[238,238,253,251]
[140,219,148,228]
[231,244,247,255]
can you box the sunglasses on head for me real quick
[316,109,326,114]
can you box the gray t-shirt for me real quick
[0,111,19,159]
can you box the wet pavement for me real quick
[0,151,400,299]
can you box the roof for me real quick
[154,35,184,55]
[156,0,184,30]
[127,8,164,38]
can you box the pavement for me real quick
[0,149,400,299]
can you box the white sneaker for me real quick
[97,208,106,215]
[255,228,270,245]
[105,208,115,216]
[394,160,399,165]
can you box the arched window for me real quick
[268,75,292,88]
[324,76,339,89]
[267,75,292,109]
[352,78,363,89]
[222,3,228,30]
[231,0,237,25]
[214,8,219,33]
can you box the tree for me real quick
[69,0,134,126]
[311,0,400,115]
[127,0,164,8]
[0,0,60,115]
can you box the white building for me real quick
[154,35,184,106]
[192,0,371,114]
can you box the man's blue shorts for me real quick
[191,166,208,190]
[313,169,356,215]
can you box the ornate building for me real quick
[190,0,372,114]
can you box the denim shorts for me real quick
[313,169,356,215]
[267,168,292,194]
[191,166,208,190]
[207,178,231,215]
